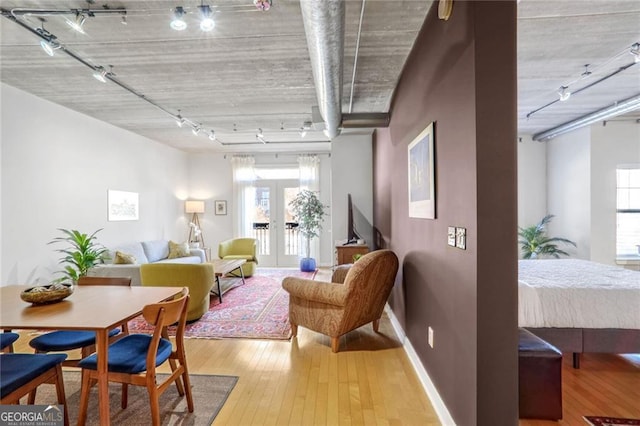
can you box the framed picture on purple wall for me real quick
[407,122,435,219]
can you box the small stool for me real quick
[519,328,563,420]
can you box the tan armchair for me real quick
[282,249,399,352]
[218,238,258,277]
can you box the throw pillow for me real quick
[114,251,136,264]
[168,241,190,259]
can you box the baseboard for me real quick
[384,304,456,426]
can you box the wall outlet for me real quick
[428,326,434,348]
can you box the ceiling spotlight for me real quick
[209,130,216,141]
[66,12,86,34]
[40,39,60,56]
[299,127,307,138]
[631,43,640,63]
[192,125,201,136]
[256,135,266,144]
[92,66,110,83]
[170,7,187,31]
[558,86,571,102]
[253,0,272,11]
[121,15,127,25]
[199,5,215,31]
[176,115,185,128]
[257,128,264,138]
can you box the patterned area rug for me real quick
[128,267,316,340]
[584,417,640,425]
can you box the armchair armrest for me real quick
[282,277,348,307]
[189,248,206,263]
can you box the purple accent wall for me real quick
[373,2,518,425]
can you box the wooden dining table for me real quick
[0,284,184,426]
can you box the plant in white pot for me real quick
[288,189,326,272]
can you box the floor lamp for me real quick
[185,200,205,249]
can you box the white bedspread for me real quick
[518,259,640,329]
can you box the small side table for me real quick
[335,244,369,265]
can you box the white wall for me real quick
[330,132,373,254]
[187,152,334,266]
[517,134,547,229]
[546,126,590,259]
[590,121,640,265]
[1,83,189,285]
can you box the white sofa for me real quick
[88,239,206,286]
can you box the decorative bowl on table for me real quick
[20,283,74,305]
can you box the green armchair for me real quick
[218,238,258,277]
[140,263,214,322]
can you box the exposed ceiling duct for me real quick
[532,93,640,141]
[300,0,345,140]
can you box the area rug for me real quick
[584,417,640,425]
[30,371,238,425]
[129,267,316,340]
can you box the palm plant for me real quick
[49,228,108,282]
[518,215,576,259]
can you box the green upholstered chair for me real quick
[140,263,214,322]
[217,238,258,277]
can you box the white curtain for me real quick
[298,154,320,192]
[231,155,256,237]
[297,154,321,257]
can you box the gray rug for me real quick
[30,371,238,425]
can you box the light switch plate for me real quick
[455,227,466,250]
[447,227,456,247]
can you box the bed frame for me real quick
[525,327,640,368]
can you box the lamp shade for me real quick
[185,200,205,214]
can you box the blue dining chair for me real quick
[77,288,193,425]
[29,276,132,367]
[0,353,70,426]
[0,332,19,352]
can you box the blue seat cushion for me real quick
[0,332,19,350]
[78,334,173,374]
[29,329,120,352]
[0,353,67,398]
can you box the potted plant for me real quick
[288,189,326,272]
[49,228,108,283]
[518,215,577,259]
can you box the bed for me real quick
[518,259,640,367]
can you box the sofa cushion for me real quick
[110,243,148,264]
[155,256,202,265]
[142,240,170,263]
[168,241,190,259]
[114,251,136,264]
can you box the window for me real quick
[616,167,640,257]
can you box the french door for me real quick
[253,179,300,267]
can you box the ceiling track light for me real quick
[257,128,264,138]
[92,66,110,83]
[40,39,60,56]
[209,130,216,141]
[192,125,201,136]
[558,86,571,102]
[631,43,640,63]
[170,6,187,31]
[66,12,86,34]
[198,4,215,31]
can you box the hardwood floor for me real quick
[519,353,640,425]
[10,268,639,425]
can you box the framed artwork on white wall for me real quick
[108,190,139,221]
